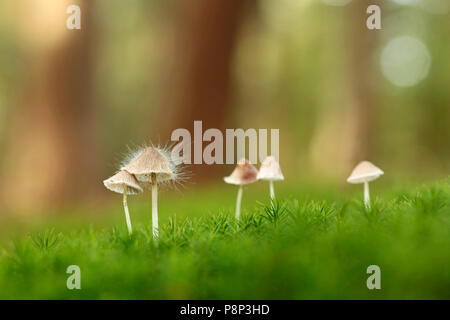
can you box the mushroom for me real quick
[224,159,258,220]
[121,147,175,240]
[257,156,284,200]
[347,161,384,209]
[103,170,143,235]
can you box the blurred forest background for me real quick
[0,0,448,216]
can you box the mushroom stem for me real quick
[151,173,159,240]
[269,181,275,200]
[122,185,133,235]
[235,185,243,220]
[364,180,370,209]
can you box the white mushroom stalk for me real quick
[363,181,370,208]
[224,159,258,220]
[123,186,133,235]
[235,186,243,220]
[257,156,284,201]
[151,173,159,239]
[103,170,143,235]
[347,161,384,209]
[121,146,183,240]
[269,181,275,200]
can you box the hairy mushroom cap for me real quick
[122,147,174,183]
[103,170,143,195]
[224,159,258,185]
[257,156,284,181]
[347,161,384,184]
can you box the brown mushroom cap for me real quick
[224,159,258,185]
[122,147,174,183]
[257,156,284,181]
[103,170,143,195]
[347,161,384,184]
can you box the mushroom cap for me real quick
[257,156,284,181]
[224,159,258,185]
[122,147,174,183]
[347,161,384,184]
[103,170,143,195]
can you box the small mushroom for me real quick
[122,147,175,240]
[347,161,384,209]
[224,159,258,220]
[103,170,143,235]
[257,156,284,200]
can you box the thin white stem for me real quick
[269,181,275,201]
[364,181,371,209]
[235,185,243,220]
[123,186,133,235]
[152,173,159,240]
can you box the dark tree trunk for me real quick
[1,0,99,212]
[156,0,251,179]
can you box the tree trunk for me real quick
[1,0,99,212]
[156,0,251,179]
[309,0,377,179]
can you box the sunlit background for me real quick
[0,0,448,227]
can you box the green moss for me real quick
[0,179,448,299]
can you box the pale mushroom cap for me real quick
[347,161,384,184]
[257,156,284,181]
[122,147,174,183]
[103,170,143,195]
[224,159,258,185]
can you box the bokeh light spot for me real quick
[380,36,431,87]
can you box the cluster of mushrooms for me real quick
[224,158,384,219]
[104,145,384,238]
[104,147,177,238]
[224,156,284,220]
